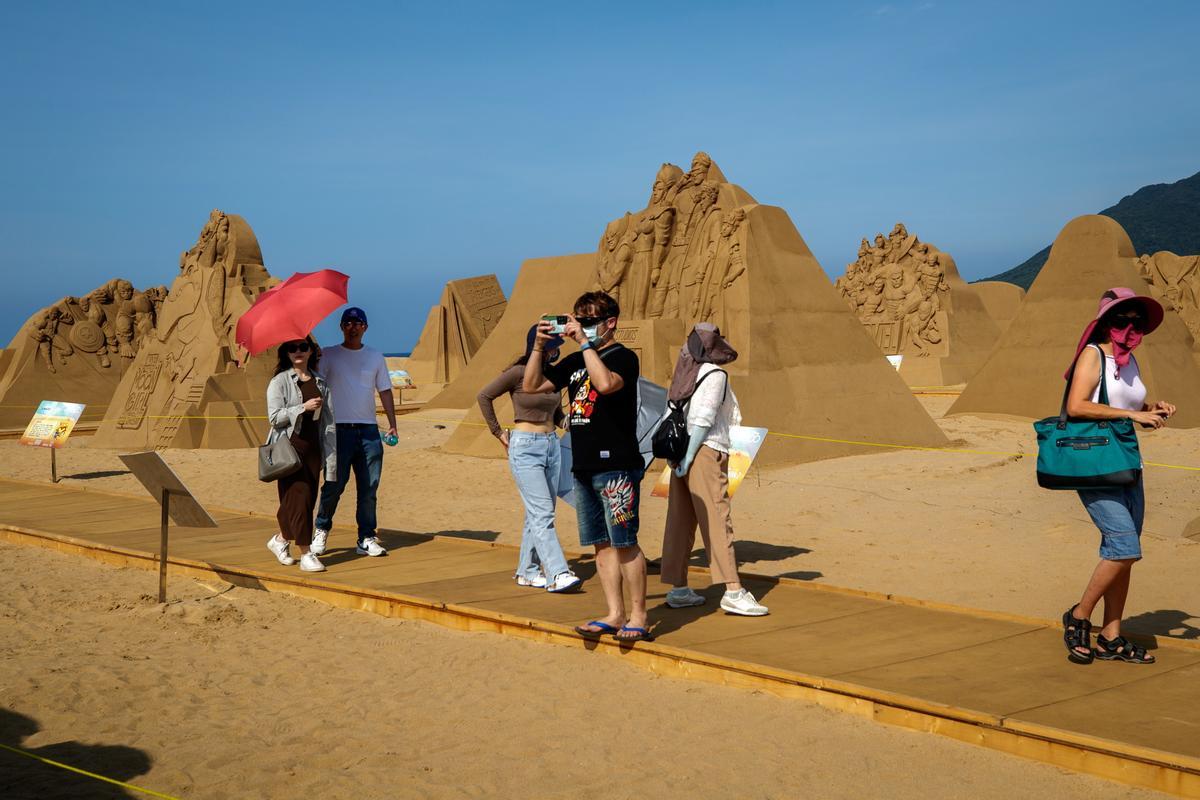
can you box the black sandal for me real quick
[1062,605,1094,664]
[1095,634,1156,664]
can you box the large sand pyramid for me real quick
[402,275,507,403]
[835,223,1003,387]
[436,152,949,464]
[948,215,1200,426]
[92,210,278,449]
[0,279,167,430]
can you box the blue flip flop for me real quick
[615,625,654,642]
[574,620,619,637]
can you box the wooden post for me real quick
[50,448,58,483]
[158,488,170,604]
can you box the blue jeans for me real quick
[316,424,383,545]
[574,469,643,548]
[1078,476,1145,561]
[508,431,569,580]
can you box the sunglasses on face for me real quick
[575,315,607,327]
[285,342,311,353]
[341,320,366,328]
[1110,313,1146,330]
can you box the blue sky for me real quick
[2,1,1198,351]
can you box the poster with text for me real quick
[19,401,86,449]
[651,426,769,499]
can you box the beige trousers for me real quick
[661,446,739,586]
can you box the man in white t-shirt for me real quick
[313,307,398,557]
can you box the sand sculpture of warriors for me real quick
[667,182,721,319]
[882,264,915,321]
[903,280,943,356]
[627,165,682,319]
[1139,252,1200,340]
[77,288,116,368]
[28,305,74,373]
[917,252,949,296]
[694,208,747,322]
[595,214,633,306]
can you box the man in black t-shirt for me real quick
[523,291,650,642]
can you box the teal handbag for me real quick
[1033,346,1142,490]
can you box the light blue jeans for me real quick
[508,431,569,581]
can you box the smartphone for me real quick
[541,314,568,335]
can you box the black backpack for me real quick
[650,369,727,463]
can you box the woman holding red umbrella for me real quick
[265,335,338,572]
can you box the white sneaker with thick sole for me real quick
[266,534,296,566]
[546,571,582,593]
[666,587,706,608]
[299,553,326,572]
[310,528,329,556]
[356,537,387,556]
[516,573,548,588]
[720,588,769,616]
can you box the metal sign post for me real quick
[118,451,217,603]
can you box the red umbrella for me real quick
[236,269,349,356]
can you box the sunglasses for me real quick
[575,315,608,327]
[341,320,367,328]
[1110,312,1147,330]
[285,341,312,354]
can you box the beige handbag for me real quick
[258,431,301,482]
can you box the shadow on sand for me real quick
[0,708,153,800]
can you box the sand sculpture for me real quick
[92,210,278,449]
[948,215,1200,426]
[402,275,507,403]
[0,280,169,430]
[434,152,949,464]
[835,224,1003,386]
[1137,251,1200,343]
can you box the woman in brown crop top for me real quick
[477,325,581,594]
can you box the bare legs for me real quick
[590,542,647,636]
[1072,558,1136,639]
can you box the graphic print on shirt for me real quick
[568,367,598,426]
[601,474,636,525]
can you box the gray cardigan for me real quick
[266,370,337,481]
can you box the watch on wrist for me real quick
[579,341,594,351]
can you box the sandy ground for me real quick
[1,398,1197,797]
[2,397,1197,631]
[0,543,1166,800]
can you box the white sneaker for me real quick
[310,528,329,556]
[356,537,387,557]
[546,571,582,593]
[720,588,769,616]
[299,553,326,572]
[516,573,548,588]
[266,534,296,566]
[666,587,706,608]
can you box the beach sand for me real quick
[0,542,1166,799]
[1,397,1196,797]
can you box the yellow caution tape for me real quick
[0,742,182,800]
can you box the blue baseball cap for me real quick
[341,307,368,325]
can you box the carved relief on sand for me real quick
[835,223,952,358]
[589,153,751,335]
[1138,251,1200,342]
[22,279,168,375]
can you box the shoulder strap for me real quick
[681,368,728,409]
[1061,344,1109,422]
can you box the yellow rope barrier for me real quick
[0,742,182,800]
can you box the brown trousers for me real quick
[661,446,739,586]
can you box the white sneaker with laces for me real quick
[666,586,706,608]
[356,537,387,556]
[516,573,548,588]
[310,528,329,556]
[299,553,326,572]
[720,588,769,616]
[266,534,296,566]
[546,571,582,593]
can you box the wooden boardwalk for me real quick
[2,477,1198,797]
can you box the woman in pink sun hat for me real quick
[1060,287,1177,665]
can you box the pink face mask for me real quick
[1108,324,1144,374]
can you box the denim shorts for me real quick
[573,469,643,548]
[1077,477,1144,561]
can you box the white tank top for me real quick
[1087,344,1146,412]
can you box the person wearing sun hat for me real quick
[1060,287,1177,666]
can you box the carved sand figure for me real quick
[94,209,276,449]
[699,207,748,324]
[1140,251,1200,340]
[77,290,114,369]
[596,215,633,306]
[28,306,74,373]
[836,222,1003,385]
[668,182,721,319]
